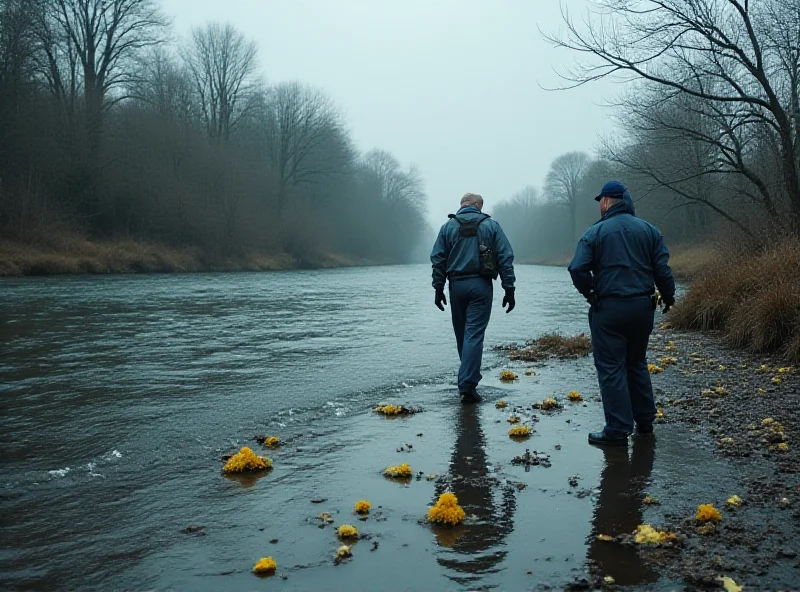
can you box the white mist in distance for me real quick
[160,0,618,224]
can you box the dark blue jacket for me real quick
[431,206,516,290]
[568,197,675,301]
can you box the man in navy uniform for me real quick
[568,182,675,446]
[431,192,516,403]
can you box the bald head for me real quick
[460,192,484,210]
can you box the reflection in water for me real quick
[588,438,659,586]
[222,470,272,489]
[434,405,517,586]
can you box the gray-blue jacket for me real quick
[568,198,675,301]
[431,206,516,291]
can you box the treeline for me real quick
[494,0,799,264]
[0,0,428,265]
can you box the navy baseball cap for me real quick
[594,181,628,201]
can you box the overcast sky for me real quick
[160,0,618,224]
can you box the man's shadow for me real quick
[588,438,660,586]
[433,405,517,585]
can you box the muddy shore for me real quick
[630,324,800,591]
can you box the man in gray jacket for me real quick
[431,193,516,403]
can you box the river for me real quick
[1,265,729,591]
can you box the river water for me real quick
[1,265,734,591]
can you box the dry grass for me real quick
[507,333,592,362]
[671,240,800,362]
[0,234,366,276]
[669,244,721,280]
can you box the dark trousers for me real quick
[589,296,657,436]
[449,277,493,391]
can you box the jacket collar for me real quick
[601,201,633,221]
[456,206,483,215]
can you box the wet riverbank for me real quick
[637,325,800,590]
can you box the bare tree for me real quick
[546,0,800,231]
[510,185,541,210]
[545,151,590,243]
[182,22,258,143]
[361,149,425,211]
[602,84,773,237]
[135,47,193,122]
[262,82,354,212]
[47,0,168,149]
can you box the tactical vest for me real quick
[448,213,499,280]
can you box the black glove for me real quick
[662,296,675,314]
[502,288,515,313]
[435,288,447,311]
[587,290,600,312]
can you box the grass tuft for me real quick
[671,240,800,362]
[507,333,592,362]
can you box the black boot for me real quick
[588,430,628,447]
[460,387,482,404]
[635,423,654,435]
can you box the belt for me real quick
[448,273,484,281]
[599,292,653,300]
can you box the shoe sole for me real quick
[588,437,629,447]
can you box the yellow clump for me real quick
[223,447,273,473]
[634,524,677,544]
[703,386,728,398]
[596,534,613,542]
[263,436,280,448]
[758,388,767,394]
[355,500,371,514]
[567,391,583,402]
[655,408,665,419]
[660,356,678,367]
[499,370,518,382]
[540,397,559,410]
[718,576,742,592]
[719,437,734,445]
[778,366,794,374]
[762,418,775,425]
[643,495,660,505]
[495,400,508,409]
[648,364,664,374]
[428,492,466,525]
[726,495,743,507]
[666,341,677,351]
[253,556,277,575]
[524,368,534,376]
[337,524,359,539]
[759,364,770,372]
[383,463,412,478]
[375,404,403,416]
[696,504,722,523]
[776,442,789,452]
[508,426,532,439]
[336,545,352,559]
[507,415,521,424]
[772,376,782,385]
